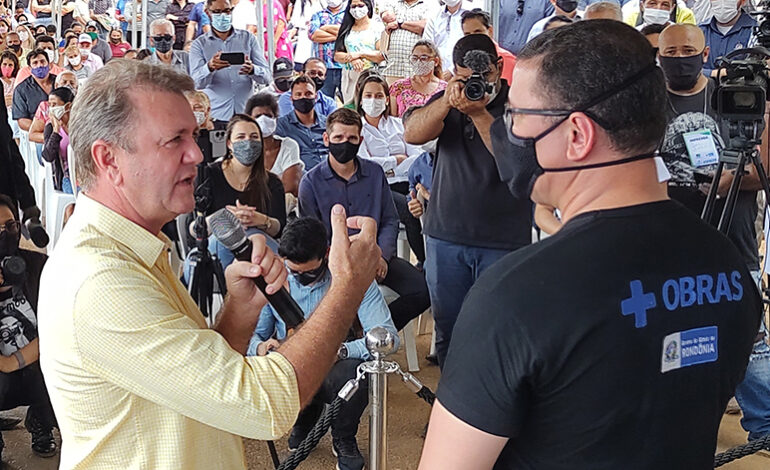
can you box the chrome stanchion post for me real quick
[365,327,396,470]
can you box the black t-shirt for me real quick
[423,81,533,251]
[661,80,758,270]
[437,200,761,470]
[0,249,45,357]
[198,160,287,234]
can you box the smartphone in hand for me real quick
[220,52,245,65]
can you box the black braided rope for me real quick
[714,434,770,467]
[416,385,436,406]
[276,397,343,470]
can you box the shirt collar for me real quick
[320,156,368,180]
[287,110,322,127]
[77,194,171,268]
[709,11,756,33]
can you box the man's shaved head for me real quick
[658,24,706,57]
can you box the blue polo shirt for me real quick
[275,111,328,170]
[498,0,554,55]
[700,12,756,76]
[298,156,399,261]
[277,91,337,118]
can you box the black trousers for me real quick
[390,181,425,264]
[0,362,56,430]
[293,359,367,440]
[382,257,431,331]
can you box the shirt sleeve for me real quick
[248,33,271,85]
[422,16,435,42]
[12,85,28,120]
[189,38,215,89]
[247,304,278,357]
[344,281,399,360]
[274,137,304,175]
[308,11,321,38]
[298,174,323,221]
[436,279,534,439]
[376,167,398,261]
[72,267,301,441]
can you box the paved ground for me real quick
[3,332,768,470]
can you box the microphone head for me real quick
[209,208,248,251]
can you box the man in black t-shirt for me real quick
[658,24,770,443]
[418,21,762,470]
[404,34,533,368]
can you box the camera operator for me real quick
[418,21,761,469]
[0,194,57,461]
[659,23,770,444]
[403,34,532,368]
[0,80,47,247]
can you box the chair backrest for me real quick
[67,144,79,197]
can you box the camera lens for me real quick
[464,77,487,101]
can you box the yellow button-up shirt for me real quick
[38,195,300,470]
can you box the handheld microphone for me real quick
[209,208,305,328]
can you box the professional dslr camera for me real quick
[0,255,26,286]
[460,50,496,101]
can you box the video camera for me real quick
[460,50,496,101]
[712,47,770,151]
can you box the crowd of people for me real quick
[0,0,768,469]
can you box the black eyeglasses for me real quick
[152,34,173,42]
[517,0,525,15]
[503,106,572,130]
[0,220,20,235]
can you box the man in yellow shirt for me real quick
[37,59,382,469]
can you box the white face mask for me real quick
[411,60,435,77]
[17,31,28,42]
[361,97,387,117]
[712,0,739,24]
[50,105,66,120]
[79,47,91,58]
[193,110,207,126]
[67,55,81,66]
[642,7,670,25]
[256,114,277,137]
[350,5,369,20]
[327,0,344,8]
[45,49,57,64]
[443,0,462,7]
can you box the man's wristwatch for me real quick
[337,344,349,360]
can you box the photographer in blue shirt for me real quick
[248,216,398,470]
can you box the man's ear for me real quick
[91,139,122,186]
[565,112,596,164]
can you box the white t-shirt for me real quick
[269,135,304,177]
[290,0,326,64]
[233,0,258,30]
[357,115,422,184]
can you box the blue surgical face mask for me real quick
[211,12,232,32]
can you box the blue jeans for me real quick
[734,270,770,440]
[424,236,511,368]
[61,176,73,195]
[183,228,279,284]
[320,68,342,102]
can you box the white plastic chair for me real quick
[66,144,79,197]
[379,284,420,372]
[43,164,75,249]
[20,132,46,217]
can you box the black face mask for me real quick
[0,223,21,258]
[329,141,360,164]
[556,0,578,13]
[312,76,325,91]
[275,78,291,92]
[292,258,327,286]
[8,44,20,52]
[293,97,315,114]
[658,53,704,91]
[153,36,173,53]
[492,64,658,200]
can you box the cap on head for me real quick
[453,33,497,68]
[78,33,93,44]
[273,57,293,79]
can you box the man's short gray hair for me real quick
[150,18,174,35]
[70,60,195,190]
[584,2,623,21]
